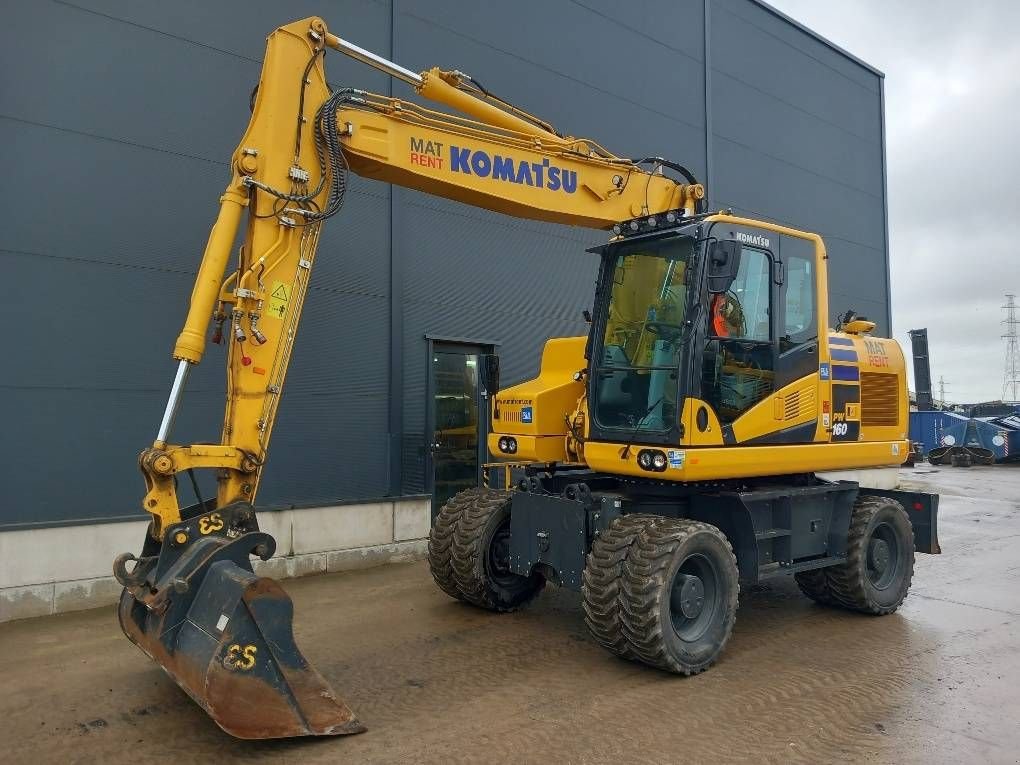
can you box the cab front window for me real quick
[593,236,695,432]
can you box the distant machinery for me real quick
[908,328,934,411]
[908,304,1020,463]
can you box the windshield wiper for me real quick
[619,396,664,459]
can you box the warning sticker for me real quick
[267,281,290,319]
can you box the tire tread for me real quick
[430,488,544,612]
[825,495,914,615]
[581,514,657,660]
[618,518,739,675]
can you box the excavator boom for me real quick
[114,16,703,739]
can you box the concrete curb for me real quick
[0,539,429,624]
[0,497,431,624]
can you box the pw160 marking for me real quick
[410,137,578,192]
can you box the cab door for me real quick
[771,239,823,443]
[775,241,819,389]
[699,242,776,429]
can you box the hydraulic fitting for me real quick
[232,310,247,343]
[249,312,267,345]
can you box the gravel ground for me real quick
[2,464,1018,764]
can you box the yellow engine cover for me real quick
[488,336,585,462]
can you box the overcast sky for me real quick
[769,0,1019,404]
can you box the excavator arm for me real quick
[142,16,704,539]
[116,16,703,740]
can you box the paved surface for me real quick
[2,466,1019,764]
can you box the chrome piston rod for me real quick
[325,34,423,87]
[156,359,191,444]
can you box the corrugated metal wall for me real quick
[0,0,888,528]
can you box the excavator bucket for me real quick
[115,505,364,739]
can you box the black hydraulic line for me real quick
[632,156,701,187]
[187,468,204,509]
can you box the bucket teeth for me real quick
[118,528,365,739]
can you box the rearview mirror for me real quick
[481,354,501,396]
[707,239,742,294]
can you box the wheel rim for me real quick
[866,521,901,590]
[485,519,520,588]
[668,553,720,642]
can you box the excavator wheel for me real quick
[794,568,837,606]
[428,487,544,611]
[824,495,914,615]
[618,517,739,675]
[581,514,658,660]
[427,490,474,601]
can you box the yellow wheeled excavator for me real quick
[114,16,940,740]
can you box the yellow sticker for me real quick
[198,512,224,535]
[223,643,258,671]
[846,402,861,420]
[267,281,290,319]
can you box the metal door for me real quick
[427,341,491,511]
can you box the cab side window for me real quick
[702,246,774,423]
[711,247,771,341]
[781,255,816,349]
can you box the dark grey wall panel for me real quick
[1,0,394,527]
[710,72,882,200]
[712,138,884,249]
[571,0,705,58]
[713,0,880,126]
[67,0,391,67]
[393,1,707,176]
[1,0,889,528]
[0,388,221,527]
[708,0,889,333]
[398,196,598,440]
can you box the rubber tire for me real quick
[427,489,477,601]
[581,514,657,660]
[619,518,739,675]
[825,495,914,615]
[434,488,544,611]
[794,568,837,606]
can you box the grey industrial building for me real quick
[2,1,888,545]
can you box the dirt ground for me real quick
[2,466,1018,764]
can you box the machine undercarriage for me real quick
[429,465,939,676]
